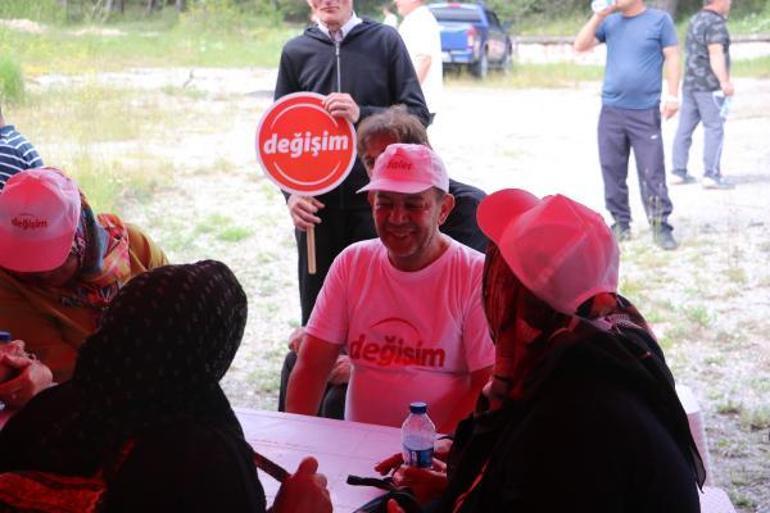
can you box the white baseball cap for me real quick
[357,143,449,194]
[476,189,619,315]
[0,168,81,273]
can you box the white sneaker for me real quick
[702,176,734,190]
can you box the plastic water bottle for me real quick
[591,0,615,13]
[401,401,435,468]
[713,91,732,119]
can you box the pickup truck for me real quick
[428,2,514,78]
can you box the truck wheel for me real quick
[471,51,488,79]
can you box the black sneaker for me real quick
[653,229,678,250]
[671,170,696,185]
[611,223,631,242]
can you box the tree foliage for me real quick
[2,0,767,25]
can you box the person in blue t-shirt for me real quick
[574,0,681,250]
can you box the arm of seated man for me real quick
[285,333,341,416]
[437,365,493,434]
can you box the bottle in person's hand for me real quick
[591,0,615,12]
[401,402,435,468]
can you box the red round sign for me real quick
[256,92,357,196]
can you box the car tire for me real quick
[499,45,513,74]
[470,51,488,79]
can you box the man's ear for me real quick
[367,191,376,207]
[438,193,455,225]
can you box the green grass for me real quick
[0,18,299,74]
[0,55,25,104]
[733,56,770,78]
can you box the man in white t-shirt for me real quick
[286,144,493,432]
[397,0,443,116]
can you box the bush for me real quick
[0,56,25,106]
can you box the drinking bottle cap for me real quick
[409,402,428,414]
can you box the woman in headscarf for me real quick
[382,189,705,512]
[0,167,168,406]
[0,260,331,513]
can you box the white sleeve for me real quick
[461,264,495,372]
[401,21,432,59]
[304,251,350,346]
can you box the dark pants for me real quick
[672,90,725,179]
[296,205,376,324]
[598,105,673,232]
[277,350,346,419]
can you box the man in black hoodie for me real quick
[274,0,430,329]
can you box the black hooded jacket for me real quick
[274,19,430,209]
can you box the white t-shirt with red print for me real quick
[306,237,494,428]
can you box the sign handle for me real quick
[307,225,317,275]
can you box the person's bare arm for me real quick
[436,365,492,434]
[662,45,681,119]
[573,8,613,52]
[413,55,432,83]
[708,43,734,96]
[285,334,341,415]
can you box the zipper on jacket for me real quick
[335,40,341,93]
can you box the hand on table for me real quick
[0,342,53,408]
[323,93,360,124]
[392,462,448,505]
[272,457,332,513]
[287,194,324,231]
[374,438,453,475]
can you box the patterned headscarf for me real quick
[0,260,248,476]
[59,193,131,312]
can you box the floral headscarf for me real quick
[60,193,130,312]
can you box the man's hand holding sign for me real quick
[256,92,357,274]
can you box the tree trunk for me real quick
[176,0,186,12]
[146,0,155,16]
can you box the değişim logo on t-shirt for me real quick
[349,317,446,368]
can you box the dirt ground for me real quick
[26,67,770,511]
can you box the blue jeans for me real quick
[672,90,725,178]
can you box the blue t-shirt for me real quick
[596,9,678,110]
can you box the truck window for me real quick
[429,7,483,23]
[485,11,502,30]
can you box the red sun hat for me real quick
[0,168,81,273]
[477,188,619,315]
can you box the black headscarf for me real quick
[0,260,248,476]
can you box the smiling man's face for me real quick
[307,0,354,31]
